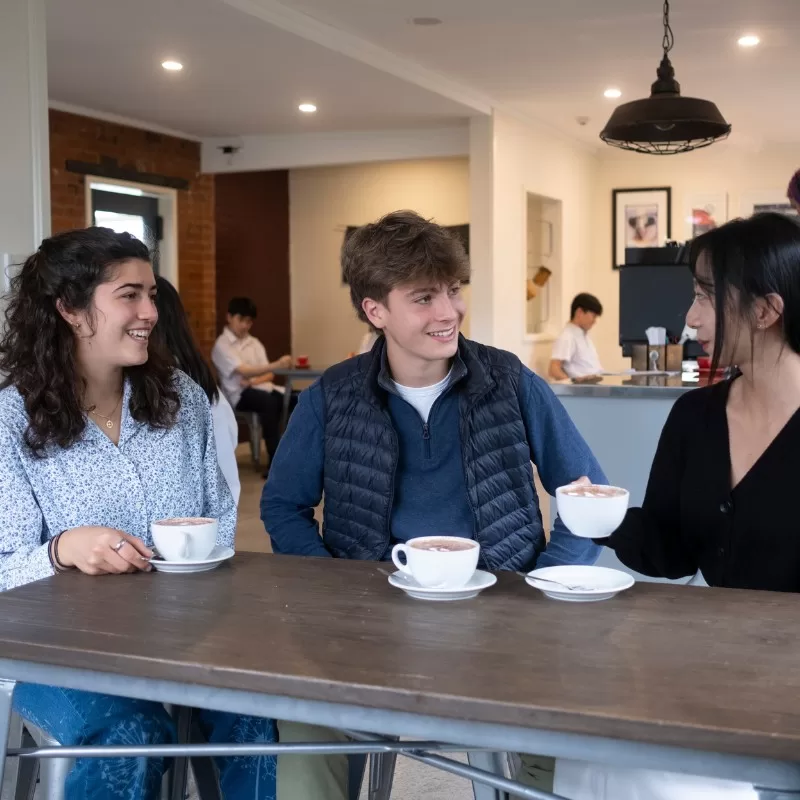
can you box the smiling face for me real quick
[362,280,466,376]
[65,258,158,370]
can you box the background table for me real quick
[271,367,326,433]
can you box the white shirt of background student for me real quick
[211,313,291,409]
[210,391,240,505]
[549,307,603,380]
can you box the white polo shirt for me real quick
[551,323,603,378]
[211,327,281,408]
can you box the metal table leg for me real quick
[279,379,294,435]
[0,679,17,789]
[169,706,192,800]
[468,751,511,800]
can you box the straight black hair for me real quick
[689,212,800,375]
[571,293,603,319]
[228,297,257,318]
[152,277,219,404]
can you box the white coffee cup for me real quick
[391,536,479,589]
[150,517,218,561]
[555,484,629,538]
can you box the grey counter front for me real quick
[548,374,708,584]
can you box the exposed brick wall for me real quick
[48,109,216,353]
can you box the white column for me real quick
[468,115,495,346]
[0,0,50,291]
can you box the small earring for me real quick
[757,323,765,330]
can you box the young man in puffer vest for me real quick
[261,210,608,800]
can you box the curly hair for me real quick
[0,227,180,456]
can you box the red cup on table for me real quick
[697,356,711,371]
[295,355,310,369]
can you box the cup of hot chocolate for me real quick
[391,536,479,589]
[555,483,629,538]
[150,517,218,561]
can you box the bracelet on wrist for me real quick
[49,532,72,573]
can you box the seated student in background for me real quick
[548,293,604,381]
[554,212,800,800]
[211,297,292,470]
[153,276,240,504]
[0,228,276,800]
[262,210,608,800]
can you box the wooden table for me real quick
[270,367,325,433]
[2,553,800,799]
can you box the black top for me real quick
[607,378,800,591]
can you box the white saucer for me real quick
[388,569,497,601]
[151,546,234,574]
[525,565,634,602]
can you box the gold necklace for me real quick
[86,395,123,430]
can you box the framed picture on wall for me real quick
[684,192,728,240]
[612,187,671,269]
[740,191,798,219]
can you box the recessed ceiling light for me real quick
[411,17,442,26]
[604,88,622,99]
[298,103,317,114]
[737,34,760,47]
[161,60,183,71]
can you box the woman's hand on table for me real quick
[56,527,153,575]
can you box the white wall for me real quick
[469,111,599,370]
[289,157,470,367]
[588,142,800,371]
[0,0,49,260]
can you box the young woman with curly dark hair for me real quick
[0,227,276,800]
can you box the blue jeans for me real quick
[13,683,277,800]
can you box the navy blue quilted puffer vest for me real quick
[320,336,543,571]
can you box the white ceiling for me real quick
[45,0,475,138]
[47,0,800,146]
[278,0,800,146]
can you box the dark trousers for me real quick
[236,387,284,460]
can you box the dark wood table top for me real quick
[1,553,799,761]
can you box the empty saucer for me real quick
[526,565,634,602]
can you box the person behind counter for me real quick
[548,293,604,381]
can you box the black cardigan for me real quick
[606,378,800,591]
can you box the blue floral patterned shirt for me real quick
[0,370,236,592]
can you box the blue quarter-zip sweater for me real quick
[262,337,605,570]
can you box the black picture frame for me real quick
[612,187,672,269]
